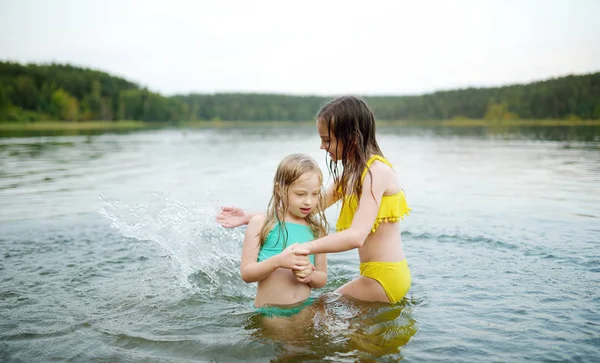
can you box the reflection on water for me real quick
[245,293,418,361]
[381,124,600,143]
[495,125,600,142]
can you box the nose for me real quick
[304,195,313,205]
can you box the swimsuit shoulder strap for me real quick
[361,155,393,181]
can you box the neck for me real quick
[284,214,307,225]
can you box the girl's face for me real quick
[285,171,321,221]
[317,119,343,161]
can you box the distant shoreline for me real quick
[1,119,599,132]
[0,120,149,131]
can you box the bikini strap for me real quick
[361,155,393,181]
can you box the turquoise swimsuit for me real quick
[255,297,315,318]
[255,221,316,318]
[257,222,316,265]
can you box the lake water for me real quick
[1,125,599,362]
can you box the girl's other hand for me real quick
[277,244,310,270]
[295,272,314,284]
[216,206,247,228]
[294,263,315,284]
[293,263,314,278]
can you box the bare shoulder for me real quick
[368,159,396,179]
[247,214,267,231]
[249,213,267,225]
[368,159,400,192]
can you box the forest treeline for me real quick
[1,61,599,122]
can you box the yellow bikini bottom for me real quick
[360,259,411,303]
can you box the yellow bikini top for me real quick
[336,155,411,233]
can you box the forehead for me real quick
[316,120,330,136]
[291,172,321,189]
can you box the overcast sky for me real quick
[1,0,599,96]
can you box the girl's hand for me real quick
[296,272,314,284]
[293,263,314,278]
[216,206,247,228]
[294,263,315,284]
[277,244,310,270]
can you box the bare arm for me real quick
[308,253,327,288]
[240,215,278,282]
[324,182,341,210]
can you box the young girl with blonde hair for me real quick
[240,153,328,316]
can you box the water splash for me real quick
[99,193,250,297]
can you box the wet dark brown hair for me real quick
[317,95,383,203]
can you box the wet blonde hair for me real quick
[258,153,329,247]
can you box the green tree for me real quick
[0,83,12,113]
[1,60,599,122]
[13,76,38,110]
[51,89,79,121]
[81,80,103,120]
[484,102,519,121]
